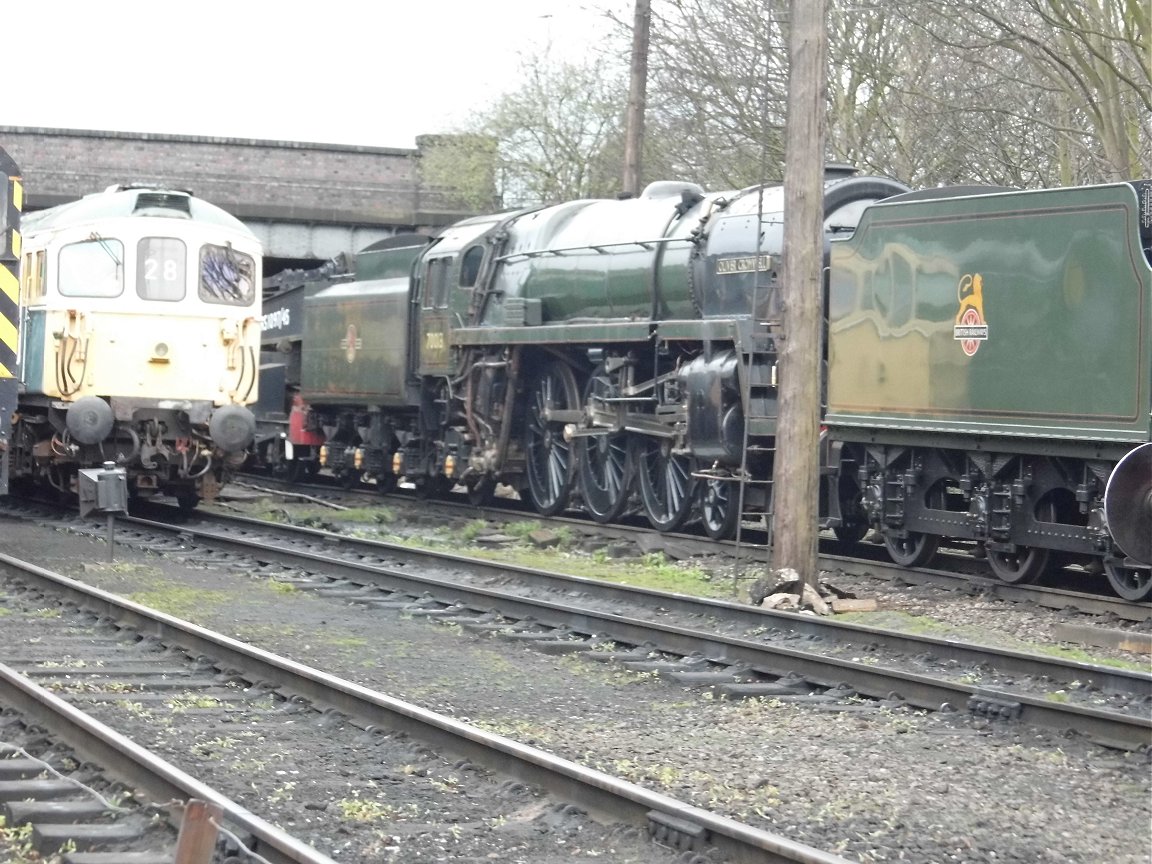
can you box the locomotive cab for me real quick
[13,185,261,507]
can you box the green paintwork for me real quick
[354,237,428,281]
[453,321,655,346]
[408,175,908,376]
[826,182,1152,444]
[484,193,702,327]
[301,277,410,407]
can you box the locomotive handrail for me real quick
[496,235,693,262]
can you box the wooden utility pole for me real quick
[621,0,651,197]
[773,0,827,587]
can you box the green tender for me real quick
[826,182,1152,445]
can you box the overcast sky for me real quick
[7,0,626,149]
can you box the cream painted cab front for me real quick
[20,219,260,407]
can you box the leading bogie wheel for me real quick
[466,475,496,507]
[699,478,740,540]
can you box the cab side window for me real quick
[423,257,452,309]
[459,246,484,289]
[21,250,45,303]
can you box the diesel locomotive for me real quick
[10,184,262,509]
[256,170,1152,601]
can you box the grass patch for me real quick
[240,623,299,641]
[329,636,369,649]
[835,609,1149,672]
[81,562,163,576]
[467,545,729,598]
[460,519,490,542]
[258,505,393,525]
[127,586,231,621]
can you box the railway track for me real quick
[11,498,1149,752]
[0,549,860,864]
[0,653,337,864]
[232,475,1152,622]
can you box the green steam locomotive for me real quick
[256,170,1152,601]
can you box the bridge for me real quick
[0,127,476,272]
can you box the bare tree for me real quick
[645,0,788,188]
[424,0,1148,217]
[490,54,629,205]
[895,0,1151,183]
[417,134,501,213]
[645,0,1148,189]
[419,49,629,209]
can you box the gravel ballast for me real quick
[1,508,1149,864]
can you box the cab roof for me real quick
[21,184,255,237]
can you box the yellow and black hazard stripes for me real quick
[0,147,20,380]
[0,256,16,378]
[0,146,19,495]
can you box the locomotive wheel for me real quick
[634,438,696,533]
[882,478,953,567]
[699,478,741,540]
[414,475,453,499]
[987,544,1049,585]
[985,499,1055,585]
[523,361,581,517]
[882,531,940,568]
[832,522,869,545]
[577,433,633,523]
[833,470,869,545]
[285,460,317,484]
[1104,560,1152,602]
[175,492,200,513]
[575,364,633,523]
[466,476,496,507]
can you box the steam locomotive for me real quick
[8,184,262,509]
[255,169,1152,601]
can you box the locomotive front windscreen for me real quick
[200,244,256,306]
[138,237,186,300]
[58,238,124,297]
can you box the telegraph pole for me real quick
[621,0,651,197]
[773,0,827,587]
